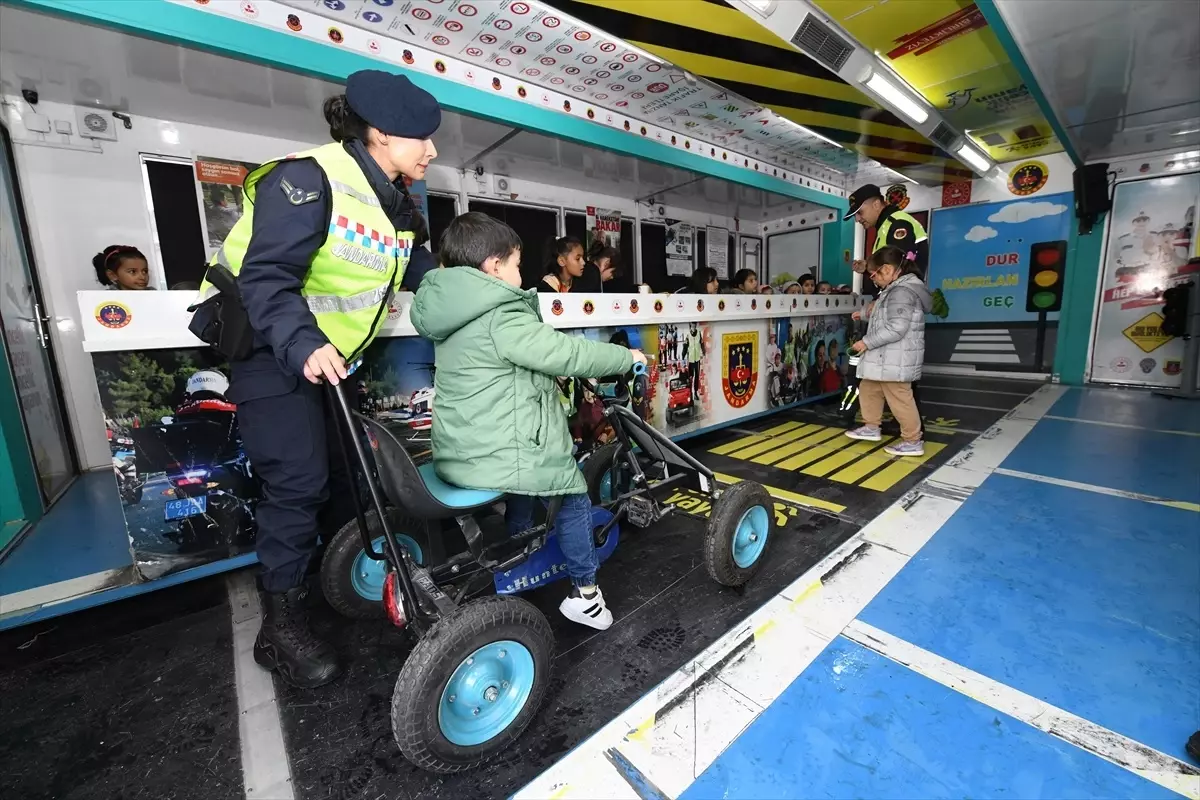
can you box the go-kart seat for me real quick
[356,415,503,519]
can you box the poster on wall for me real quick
[656,320,712,431]
[766,315,852,407]
[405,176,429,230]
[586,207,622,255]
[665,220,694,277]
[195,157,258,249]
[1090,173,1199,386]
[927,192,1071,324]
[707,226,730,279]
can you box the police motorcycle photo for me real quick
[130,369,260,555]
[319,359,778,773]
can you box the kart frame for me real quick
[325,362,725,634]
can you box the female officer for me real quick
[197,70,440,688]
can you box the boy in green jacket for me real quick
[411,212,646,629]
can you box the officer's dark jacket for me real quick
[237,140,435,378]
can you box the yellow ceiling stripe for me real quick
[569,0,800,52]
[632,42,883,111]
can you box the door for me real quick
[0,123,77,507]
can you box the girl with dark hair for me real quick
[576,242,620,293]
[93,245,150,290]
[687,266,719,294]
[845,245,932,457]
[540,235,585,292]
[731,268,758,294]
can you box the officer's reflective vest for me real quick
[873,208,928,254]
[201,142,413,360]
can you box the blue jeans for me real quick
[505,493,597,587]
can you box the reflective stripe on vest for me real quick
[200,143,412,359]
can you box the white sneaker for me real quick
[559,586,613,630]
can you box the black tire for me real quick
[703,481,774,587]
[581,441,624,505]
[392,595,554,773]
[320,508,428,620]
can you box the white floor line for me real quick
[227,571,295,800]
[922,399,1012,412]
[515,386,1067,800]
[950,352,1022,364]
[994,468,1200,512]
[0,568,127,616]
[954,342,1018,351]
[1043,414,1200,437]
[844,620,1200,799]
[920,385,1031,397]
[924,365,1049,381]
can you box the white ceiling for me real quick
[996,0,1200,162]
[0,4,820,219]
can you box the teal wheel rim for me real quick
[599,470,614,503]
[350,534,423,601]
[731,505,769,568]
[438,641,535,746]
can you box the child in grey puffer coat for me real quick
[845,246,932,456]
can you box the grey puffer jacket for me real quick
[857,273,932,383]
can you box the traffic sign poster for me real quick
[927,192,1071,324]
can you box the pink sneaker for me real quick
[845,425,882,442]
[885,440,925,457]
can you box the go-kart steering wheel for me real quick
[632,360,648,377]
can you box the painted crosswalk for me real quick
[710,421,946,493]
[950,329,1021,364]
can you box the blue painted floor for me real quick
[685,387,1199,798]
[684,639,1179,800]
[0,472,132,594]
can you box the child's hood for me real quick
[410,266,539,342]
[892,273,933,313]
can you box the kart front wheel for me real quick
[320,509,427,620]
[392,595,553,773]
[704,481,774,587]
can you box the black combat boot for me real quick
[254,586,343,688]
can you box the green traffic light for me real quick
[1032,291,1057,309]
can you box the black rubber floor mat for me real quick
[282,503,859,799]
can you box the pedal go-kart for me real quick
[320,361,776,773]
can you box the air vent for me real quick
[928,122,957,150]
[790,15,854,72]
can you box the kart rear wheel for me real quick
[392,594,553,773]
[320,509,428,620]
[582,442,629,506]
[703,481,774,587]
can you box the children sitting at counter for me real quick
[93,245,152,291]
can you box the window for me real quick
[426,193,457,258]
[563,211,637,291]
[468,199,559,289]
[766,228,821,285]
[639,221,690,293]
[142,156,208,289]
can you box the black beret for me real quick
[345,69,441,140]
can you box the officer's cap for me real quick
[346,70,441,140]
[843,184,884,221]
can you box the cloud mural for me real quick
[965,225,998,242]
[988,200,1069,225]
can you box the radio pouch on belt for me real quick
[187,264,255,361]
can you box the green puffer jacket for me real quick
[411,267,634,496]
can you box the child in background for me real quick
[93,245,151,290]
[798,273,817,294]
[817,281,833,295]
[731,268,759,294]
[411,213,646,629]
[540,235,586,292]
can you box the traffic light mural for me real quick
[1026,240,1068,313]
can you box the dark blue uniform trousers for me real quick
[229,350,359,593]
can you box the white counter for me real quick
[78,290,867,352]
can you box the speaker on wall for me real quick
[1073,163,1111,234]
